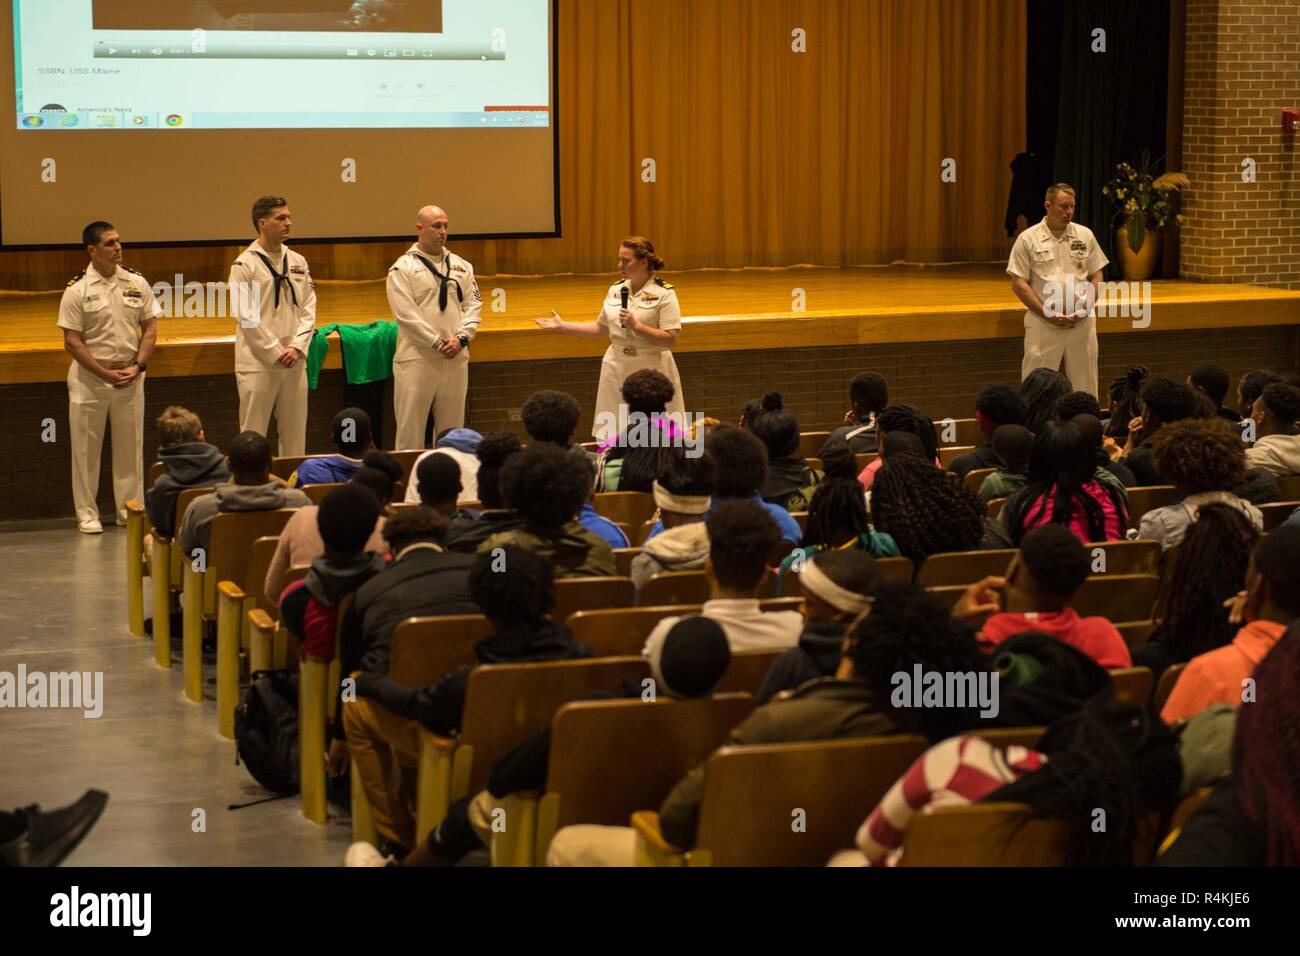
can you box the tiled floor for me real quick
[0,527,353,865]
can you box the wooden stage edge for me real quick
[3,263,1299,385]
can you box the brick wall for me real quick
[5,326,1296,524]
[1180,0,1300,288]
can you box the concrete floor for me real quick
[0,527,354,865]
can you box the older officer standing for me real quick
[59,221,160,533]
[1007,183,1108,398]
[229,195,317,456]
[388,205,482,450]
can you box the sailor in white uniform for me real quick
[388,205,482,450]
[229,196,317,456]
[535,236,685,442]
[59,221,161,533]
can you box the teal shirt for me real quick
[775,532,901,596]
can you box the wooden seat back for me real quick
[900,802,1069,866]
[303,482,346,505]
[612,547,641,577]
[1108,666,1156,706]
[553,576,636,621]
[1116,620,1155,648]
[946,418,983,447]
[565,604,700,658]
[691,736,928,866]
[971,726,1046,749]
[1085,539,1161,576]
[246,536,281,611]
[1125,485,1179,523]
[1151,662,1187,714]
[1072,574,1160,621]
[713,650,784,695]
[963,468,996,495]
[546,695,755,832]
[1276,475,1300,501]
[938,445,975,468]
[797,431,831,458]
[388,614,496,687]
[459,657,651,793]
[986,496,1007,518]
[915,549,1015,587]
[1258,501,1300,531]
[593,492,658,530]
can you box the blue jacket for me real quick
[292,455,363,488]
[580,504,631,549]
[645,494,802,547]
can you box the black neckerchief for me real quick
[413,251,462,311]
[254,251,297,309]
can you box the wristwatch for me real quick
[456,334,469,349]
[132,360,147,372]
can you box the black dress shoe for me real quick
[0,790,109,866]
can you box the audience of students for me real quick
[1119,377,1201,485]
[857,404,939,491]
[443,432,523,553]
[1019,368,1072,437]
[1055,396,1137,486]
[749,392,823,511]
[1236,368,1283,421]
[630,451,715,592]
[521,388,594,459]
[871,451,986,562]
[290,407,374,488]
[978,424,1034,504]
[1244,383,1300,477]
[949,385,1026,477]
[178,431,311,556]
[1188,364,1241,423]
[594,369,680,492]
[145,406,229,536]
[820,371,889,456]
[1136,418,1263,551]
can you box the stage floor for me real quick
[3,263,1300,383]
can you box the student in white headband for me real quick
[756,550,879,704]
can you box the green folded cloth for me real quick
[306,321,398,388]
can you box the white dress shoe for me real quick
[78,519,104,534]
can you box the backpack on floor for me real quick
[234,670,300,795]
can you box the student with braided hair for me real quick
[1132,503,1259,677]
[1245,382,1300,477]
[870,452,985,563]
[776,439,898,592]
[748,392,824,511]
[856,403,940,491]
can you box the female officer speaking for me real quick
[535,236,686,442]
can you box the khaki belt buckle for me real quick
[622,346,639,357]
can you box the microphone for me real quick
[621,286,629,310]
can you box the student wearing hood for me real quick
[403,427,482,504]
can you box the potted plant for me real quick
[1103,151,1189,281]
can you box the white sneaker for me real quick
[115,511,128,527]
[345,842,395,867]
[78,519,104,535]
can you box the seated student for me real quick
[278,484,389,659]
[443,432,523,553]
[521,389,595,460]
[1137,418,1263,551]
[748,392,823,511]
[642,500,803,654]
[1132,503,1258,676]
[145,405,229,537]
[978,424,1034,504]
[342,546,593,859]
[631,451,716,593]
[1245,382,1300,476]
[871,451,986,563]
[975,525,1132,668]
[402,428,482,504]
[547,582,991,865]
[594,369,681,492]
[1157,621,1300,867]
[857,404,940,491]
[1236,368,1282,421]
[1188,364,1241,423]
[1020,368,1073,436]
[999,418,1128,546]
[820,371,889,457]
[843,692,1180,867]
[1056,395,1137,487]
[948,384,1026,478]
[1119,377,1201,486]
[776,440,898,592]
[290,407,374,488]
[350,615,735,866]
[479,443,616,577]
[178,431,311,557]
[643,425,802,549]
[265,451,400,600]
[1104,366,1148,442]
[415,452,480,522]
[759,550,877,703]
[1161,526,1300,724]
[576,454,631,550]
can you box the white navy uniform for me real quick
[58,265,161,526]
[592,277,685,442]
[387,244,482,450]
[229,241,317,456]
[1007,217,1109,397]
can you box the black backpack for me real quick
[234,670,300,795]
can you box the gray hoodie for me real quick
[145,442,230,536]
[630,521,710,594]
[178,481,311,556]
[1245,434,1300,479]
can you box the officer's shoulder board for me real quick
[67,271,86,287]
[654,277,674,291]
[121,265,146,281]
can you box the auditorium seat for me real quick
[412,657,650,844]
[631,736,927,866]
[639,570,777,607]
[797,431,831,458]
[789,512,809,534]
[124,500,150,638]
[493,694,755,866]
[388,614,496,687]
[1124,485,1179,523]
[612,547,640,577]
[1257,501,1300,531]
[1150,662,1187,715]
[713,650,784,695]
[914,549,1015,587]
[899,803,1068,866]
[553,577,636,621]
[1276,475,1300,501]
[962,467,996,495]
[593,491,657,530]
[986,496,1007,518]
[947,418,984,447]
[1115,620,1155,648]
[1157,787,1214,858]
[1072,574,1159,621]
[1108,667,1155,707]
[971,726,1047,749]
[303,483,345,505]
[1084,539,1160,575]
[565,604,698,657]
[938,445,975,468]
[854,453,878,472]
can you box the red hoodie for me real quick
[980,608,1132,669]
